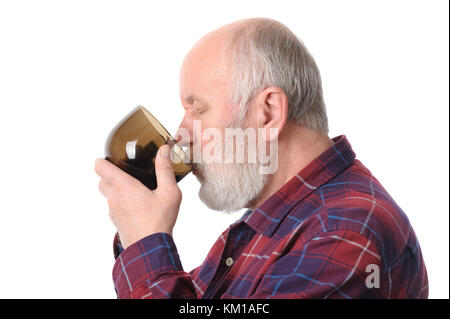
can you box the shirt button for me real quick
[225,257,234,267]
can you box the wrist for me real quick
[120,229,173,249]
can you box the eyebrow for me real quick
[183,94,210,107]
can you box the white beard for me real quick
[194,117,268,213]
[195,160,268,213]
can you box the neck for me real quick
[247,124,334,210]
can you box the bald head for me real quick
[180,21,239,99]
[180,19,275,117]
[180,17,328,133]
[181,18,272,77]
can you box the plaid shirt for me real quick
[112,135,428,299]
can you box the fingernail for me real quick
[161,145,170,158]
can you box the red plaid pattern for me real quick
[112,135,428,299]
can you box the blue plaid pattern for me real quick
[112,135,428,299]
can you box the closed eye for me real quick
[193,104,209,115]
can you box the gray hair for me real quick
[227,18,329,134]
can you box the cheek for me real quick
[195,104,235,151]
[199,126,222,150]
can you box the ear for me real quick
[251,86,288,142]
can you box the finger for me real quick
[98,179,112,197]
[94,158,128,184]
[154,144,177,190]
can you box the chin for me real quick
[195,161,268,213]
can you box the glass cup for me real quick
[105,106,192,190]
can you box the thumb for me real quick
[155,144,177,190]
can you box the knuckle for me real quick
[98,179,107,196]
[107,198,115,209]
[108,209,116,223]
[114,179,126,193]
[109,174,124,191]
[108,173,118,185]
[160,185,182,201]
[94,159,104,175]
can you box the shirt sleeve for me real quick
[112,229,384,299]
[112,232,198,299]
[250,229,384,299]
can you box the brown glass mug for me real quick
[105,106,192,190]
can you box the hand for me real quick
[94,145,182,249]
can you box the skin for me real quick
[94,20,334,249]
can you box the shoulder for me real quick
[287,159,414,269]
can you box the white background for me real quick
[0,0,448,299]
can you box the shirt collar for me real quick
[234,135,356,237]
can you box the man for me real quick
[95,18,428,298]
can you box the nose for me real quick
[174,115,197,164]
[175,114,194,146]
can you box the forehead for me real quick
[180,32,231,94]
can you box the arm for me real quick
[95,145,198,298]
[112,232,199,299]
[114,229,383,299]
